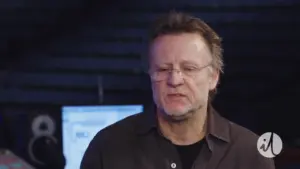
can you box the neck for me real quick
[157,105,208,146]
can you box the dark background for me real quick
[0,0,299,168]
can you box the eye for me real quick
[157,68,169,72]
[183,67,196,71]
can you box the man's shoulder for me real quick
[219,116,260,153]
[227,119,264,157]
[80,113,146,169]
[226,119,275,168]
[91,112,144,144]
[228,120,260,144]
[213,112,259,146]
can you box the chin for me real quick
[163,110,191,122]
[165,101,190,112]
[163,105,190,116]
[162,101,197,120]
[165,107,187,115]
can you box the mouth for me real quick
[167,93,186,97]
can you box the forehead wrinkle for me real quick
[149,33,212,65]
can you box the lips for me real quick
[167,93,185,97]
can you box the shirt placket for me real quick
[191,141,211,169]
[156,135,183,169]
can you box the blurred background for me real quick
[0,0,299,168]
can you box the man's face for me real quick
[149,33,219,121]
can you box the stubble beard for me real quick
[160,103,203,123]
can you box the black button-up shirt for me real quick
[80,106,275,169]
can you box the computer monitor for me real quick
[62,105,143,169]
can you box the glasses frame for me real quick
[148,61,213,81]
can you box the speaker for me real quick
[2,105,65,169]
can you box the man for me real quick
[80,11,275,169]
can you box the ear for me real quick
[209,69,220,90]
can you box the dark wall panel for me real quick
[0,0,299,138]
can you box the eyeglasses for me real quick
[149,62,212,81]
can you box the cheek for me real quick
[151,82,165,99]
[188,79,210,99]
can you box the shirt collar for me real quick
[206,105,231,143]
[136,104,231,143]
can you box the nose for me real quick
[167,70,184,87]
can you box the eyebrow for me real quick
[154,60,197,65]
[181,61,198,65]
[153,62,199,69]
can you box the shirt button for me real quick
[171,163,176,168]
